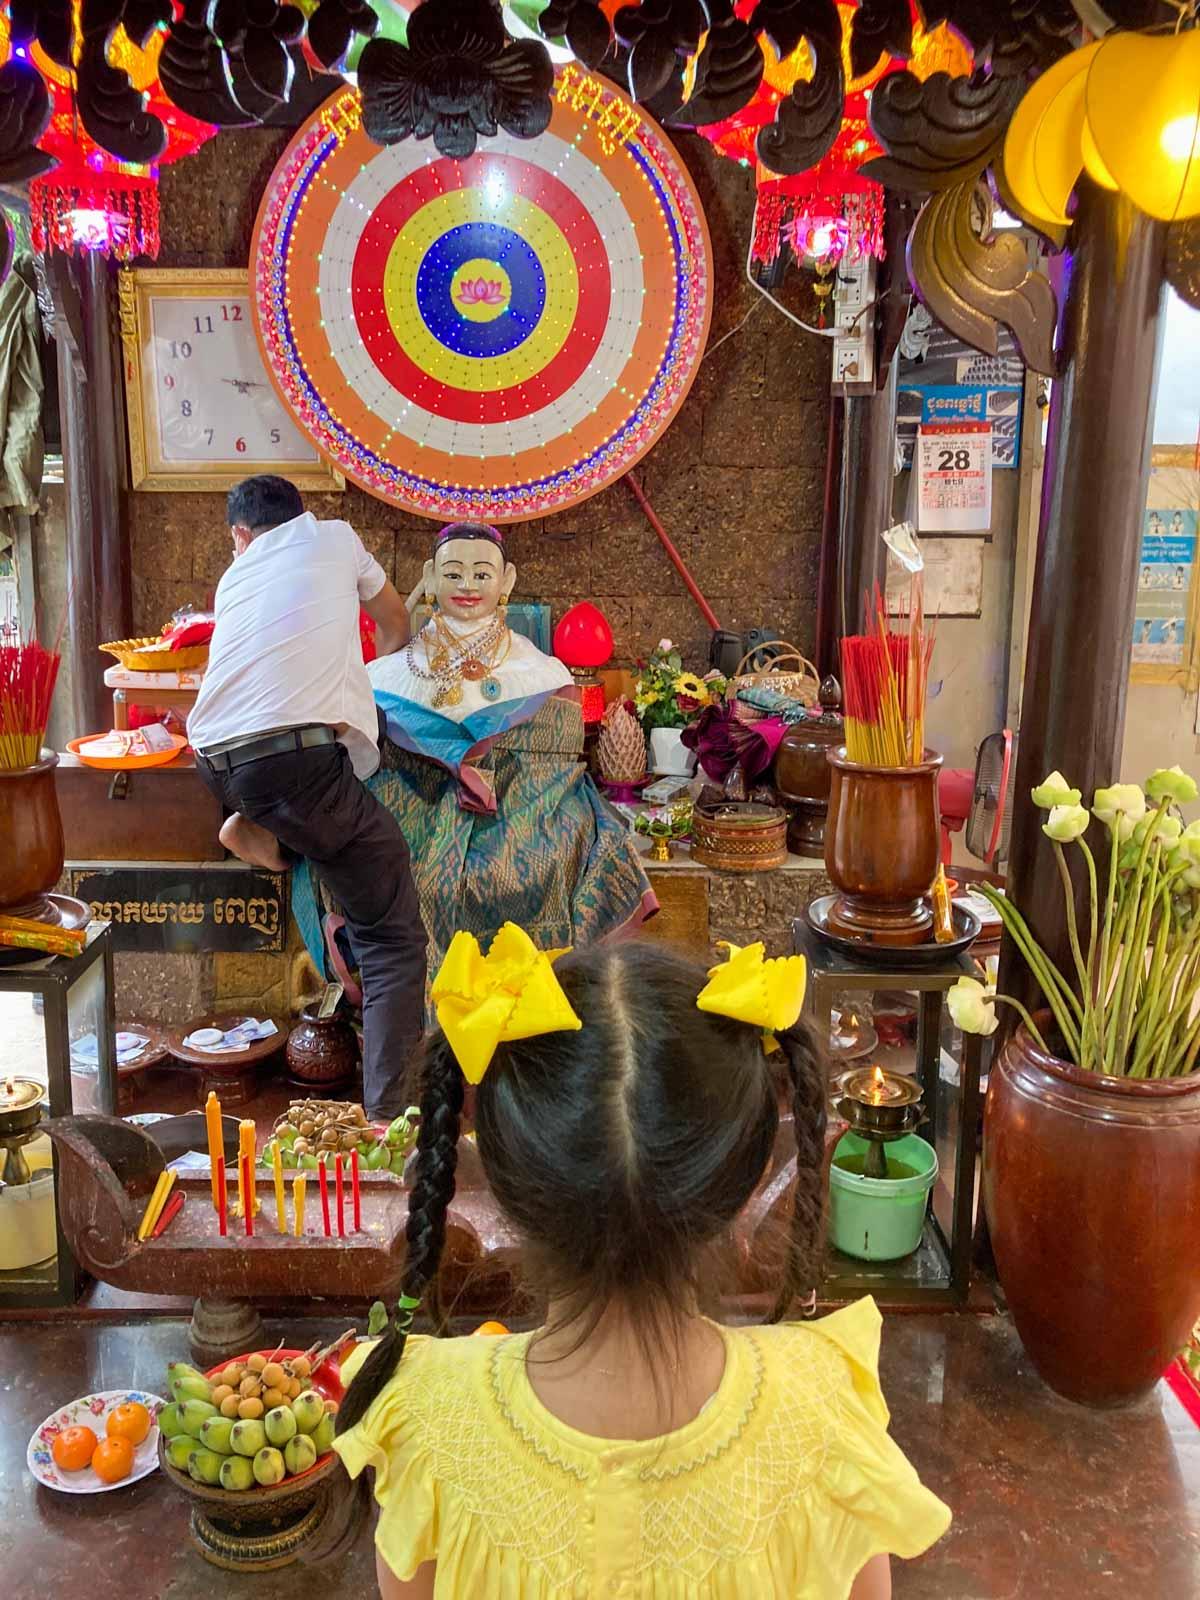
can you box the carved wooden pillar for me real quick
[56,251,129,737]
[999,182,1166,1009]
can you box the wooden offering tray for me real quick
[168,1014,286,1106]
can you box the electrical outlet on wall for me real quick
[831,254,877,392]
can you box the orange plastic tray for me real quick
[67,732,189,771]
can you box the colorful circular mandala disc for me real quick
[251,69,712,522]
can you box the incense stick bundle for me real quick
[840,587,934,767]
[0,636,62,769]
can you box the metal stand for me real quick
[0,924,116,1308]
[795,919,984,1305]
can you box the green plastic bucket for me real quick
[829,1131,938,1262]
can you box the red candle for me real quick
[242,1154,254,1238]
[152,1189,186,1238]
[216,1151,228,1237]
[335,1154,345,1238]
[319,1159,331,1237]
[351,1148,361,1232]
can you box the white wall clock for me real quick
[118,267,344,492]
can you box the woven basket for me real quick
[100,636,209,672]
[729,644,818,722]
[691,800,788,873]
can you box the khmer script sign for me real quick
[66,866,287,954]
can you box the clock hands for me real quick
[221,378,267,396]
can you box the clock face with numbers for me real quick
[118,268,344,492]
[251,68,712,522]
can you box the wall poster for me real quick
[1132,450,1200,688]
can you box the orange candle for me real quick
[204,1091,223,1212]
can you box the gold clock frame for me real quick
[118,267,344,493]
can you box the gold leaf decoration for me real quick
[907,180,1058,377]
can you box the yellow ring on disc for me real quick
[384,188,579,392]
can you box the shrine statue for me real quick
[293,522,655,1004]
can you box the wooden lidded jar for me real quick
[773,677,843,856]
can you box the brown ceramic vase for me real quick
[824,748,942,945]
[984,1016,1200,1406]
[0,754,65,918]
[286,1007,359,1088]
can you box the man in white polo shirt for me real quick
[189,475,426,1118]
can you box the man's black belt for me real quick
[198,725,337,773]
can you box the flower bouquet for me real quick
[949,764,1200,1076]
[633,640,722,732]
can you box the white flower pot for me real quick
[649,726,696,776]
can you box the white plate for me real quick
[27,1388,166,1493]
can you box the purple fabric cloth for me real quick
[681,704,786,783]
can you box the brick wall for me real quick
[129,126,831,669]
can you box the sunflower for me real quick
[674,672,708,703]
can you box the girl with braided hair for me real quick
[333,929,949,1599]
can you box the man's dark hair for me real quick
[227,475,304,533]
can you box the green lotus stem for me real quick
[1053,841,1100,1068]
[976,886,1082,1060]
[976,883,1084,1025]
[1094,828,1121,1063]
[991,994,1052,1058]
[1115,842,1165,1071]
[1080,836,1100,989]
[1143,911,1200,1077]
[1130,883,1177,1077]
[1104,798,1171,1011]
[1133,868,1193,1077]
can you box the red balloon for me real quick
[553,602,614,669]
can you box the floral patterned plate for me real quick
[27,1389,166,1493]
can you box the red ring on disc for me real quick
[350,154,611,425]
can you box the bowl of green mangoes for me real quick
[158,1349,347,1565]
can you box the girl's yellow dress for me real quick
[334,1298,950,1598]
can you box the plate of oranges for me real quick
[28,1390,165,1493]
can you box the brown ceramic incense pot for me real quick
[773,676,843,855]
[286,1006,358,1088]
[985,1016,1200,1406]
[823,747,942,946]
[0,753,65,919]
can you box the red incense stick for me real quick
[350,1149,361,1232]
[242,1154,254,1237]
[319,1159,331,1236]
[216,1153,228,1237]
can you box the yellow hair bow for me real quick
[695,941,807,1047]
[431,923,582,1084]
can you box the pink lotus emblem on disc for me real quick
[455,277,507,307]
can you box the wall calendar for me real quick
[118,267,344,492]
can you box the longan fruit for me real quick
[246,1353,268,1374]
[291,1357,311,1378]
[324,1399,339,1416]
[220,1394,241,1419]
[286,1377,302,1399]
[261,1362,286,1390]
[239,1375,262,1399]
[222,1365,244,1387]
[237,1397,264,1420]
[263,1387,286,1410]
[211,1384,234,1406]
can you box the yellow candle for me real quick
[273,1143,286,1234]
[237,1119,258,1216]
[292,1174,307,1238]
[138,1169,176,1241]
[204,1091,223,1212]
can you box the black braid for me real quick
[337,1037,465,1433]
[770,1020,828,1322]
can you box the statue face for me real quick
[433,538,515,624]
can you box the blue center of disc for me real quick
[416,222,546,358]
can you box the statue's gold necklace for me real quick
[406,613,512,709]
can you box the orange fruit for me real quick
[52,1425,98,1472]
[106,1401,152,1446]
[472,1321,509,1337]
[92,1436,135,1484]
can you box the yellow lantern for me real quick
[1085,28,1200,222]
[1003,42,1098,228]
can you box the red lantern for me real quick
[554,602,613,726]
[696,2,972,267]
[26,19,216,261]
[553,603,614,670]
